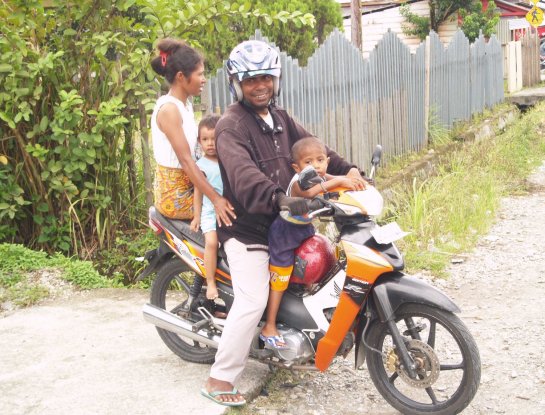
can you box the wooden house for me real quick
[336,1,460,56]
[336,0,544,56]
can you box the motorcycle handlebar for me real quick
[307,198,325,211]
[307,198,333,219]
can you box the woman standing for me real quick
[150,38,235,225]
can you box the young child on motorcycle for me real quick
[190,114,222,300]
[261,136,367,349]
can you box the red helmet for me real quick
[291,234,336,286]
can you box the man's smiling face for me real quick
[240,74,274,114]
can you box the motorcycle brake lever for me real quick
[309,207,334,219]
[307,196,333,219]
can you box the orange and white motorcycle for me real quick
[139,146,480,415]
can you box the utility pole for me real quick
[351,0,362,51]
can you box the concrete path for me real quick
[508,85,545,106]
[0,289,270,415]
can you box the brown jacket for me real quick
[216,102,354,245]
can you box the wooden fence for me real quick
[506,32,541,93]
[204,29,504,170]
[521,32,541,87]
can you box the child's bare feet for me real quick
[206,283,218,300]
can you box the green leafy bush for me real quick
[0,0,316,260]
[0,243,113,290]
[0,244,50,273]
[0,242,113,309]
[94,229,158,285]
[460,1,501,42]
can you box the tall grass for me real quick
[387,103,545,276]
[427,106,450,146]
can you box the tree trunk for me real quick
[351,0,362,51]
[429,1,437,32]
[125,122,137,204]
[139,102,154,209]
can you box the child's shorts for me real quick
[200,210,217,234]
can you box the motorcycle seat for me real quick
[151,207,228,259]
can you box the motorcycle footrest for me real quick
[192,318,212,332]
[250,347,274,360]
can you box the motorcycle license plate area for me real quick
[370,222,409,244]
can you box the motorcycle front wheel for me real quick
[150,259,216,364]
[365,303,481,415]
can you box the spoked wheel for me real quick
[150,259,216,364]
[365,304,481,415]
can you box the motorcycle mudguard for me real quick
[372,272,460,323]
[135,240,174,282]
[353,272,460,368]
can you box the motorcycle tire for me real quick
[365,303,480,415]
[150,258,216,364]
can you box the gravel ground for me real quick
[0,269,75,315]
[245,164,545,415]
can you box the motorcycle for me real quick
[138,145,481,415]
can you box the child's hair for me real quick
[151,38,204,84]
[198,114,221,140]
[291,136,327,163]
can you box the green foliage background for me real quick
[459,1,501,42]
[0,243,114,308]
[400,0,477,41]
[194,0,343,71]
[0,0,336,260]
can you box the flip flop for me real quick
[200,387,246,407]
[259,333,289,350]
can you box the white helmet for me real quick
[226,40,281,102]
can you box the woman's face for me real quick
[181,62,206,97]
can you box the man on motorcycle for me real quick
[201,40,366,406]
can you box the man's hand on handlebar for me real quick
[276,193,309,216]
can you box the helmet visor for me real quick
[233,68,281,82]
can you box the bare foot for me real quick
[204,377,245,404]
[206,284,218,300]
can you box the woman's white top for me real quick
[151,94,198,168]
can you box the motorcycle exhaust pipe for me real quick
[142,303,220,348]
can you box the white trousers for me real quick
[209,238,270,384]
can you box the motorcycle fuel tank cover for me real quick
[291,234,336,286]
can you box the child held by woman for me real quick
[191,114,222,300]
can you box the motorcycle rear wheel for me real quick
[365,303,480,415]
[150,259,216,364]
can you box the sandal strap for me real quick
[208,388,239,397]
